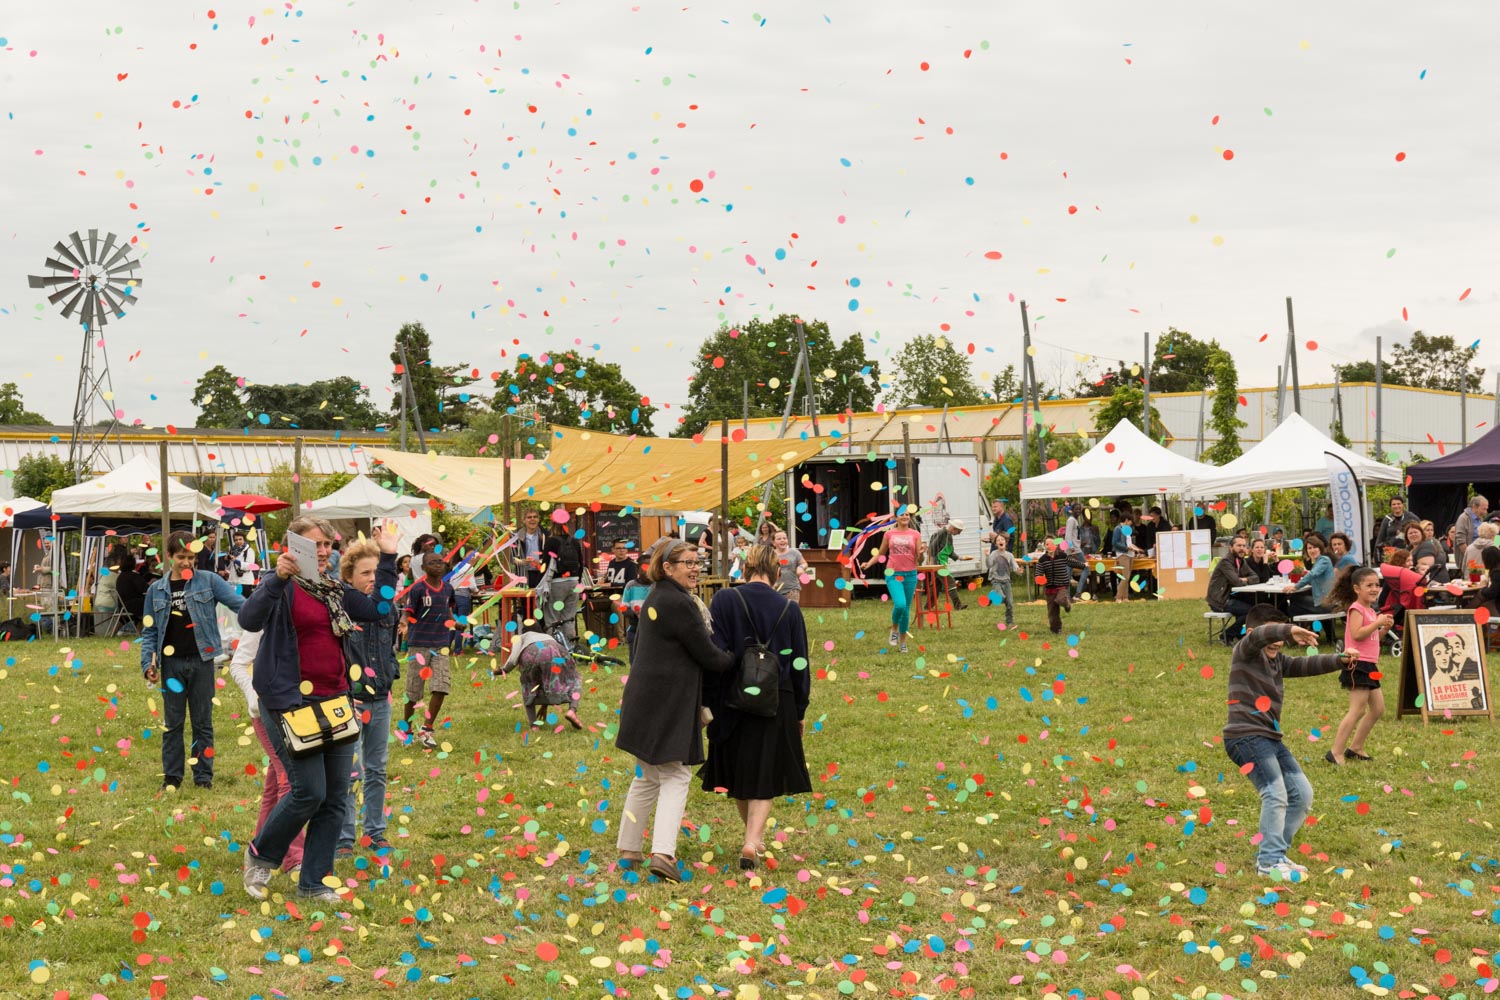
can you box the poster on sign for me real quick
[1397,610,1494,723]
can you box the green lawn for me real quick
[0,591,1496,999]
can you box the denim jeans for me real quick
[884,571,918,634]
[1224,734,1314,869]
[339,696,391,849]
[160,655,216,787]
[250,700,358,894]
[992,579,1014,624]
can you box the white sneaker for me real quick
[899,642,909,653]
[243,853,274,900]
[1256,861,1302,881]
[295,887,343,906]
[889,628,899,645]
[1282,859,1309,875]
[418,728,438,749]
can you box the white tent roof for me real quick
[50,454,219,518]
[307,475,428,519]
[1020,420,1216,499]
[1,496,46,527]
[1187,412,1404,495]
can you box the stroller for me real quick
[1375,563,1436,659]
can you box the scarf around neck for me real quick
[294,572,356,637]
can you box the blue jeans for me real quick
[251,700,357,893]
[339,697,392,849]
[159,655,216,787]
[885,571,918,634]
[992,578,1014,624]
[1224,734,1314,869]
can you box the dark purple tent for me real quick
[1405,423,1500,533]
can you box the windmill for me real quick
[27,229,143,482]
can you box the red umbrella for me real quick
[216,494,290,513]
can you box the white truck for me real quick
[783,450,990,587]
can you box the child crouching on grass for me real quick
[1223,604,1358,880]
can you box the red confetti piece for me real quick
[1254,695,1272,712]
[1305,341,1318,351]
[1401,307,1409,320]
[1395,151,1406,162]
[1459,287,1473,301]
[1239,761,1255,775]
[689,178,704,192]
[1222,149,1234,161]
[535,942,559,962]
[983,250,1003,260]
[1067,205,1078,215]
[1104,442,1115,453]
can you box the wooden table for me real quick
[484,588,535,659]
[800,549,850,609]
[913,564,953,631]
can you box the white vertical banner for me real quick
[1324,451,1368,564]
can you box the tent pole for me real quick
[292,437,304,512]
[1285,297,1302,414]
[720,418,731,581]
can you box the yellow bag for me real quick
[277,695,360,758]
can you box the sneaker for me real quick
[335,846,354,860]
[194,781,213,790]
[371,838,393,852]
[243,853,274,901]
[295,886,344,905]
[888,628,899,646]
[1283,859,1309,875]
[418,728,438,749]
[1256,861,1302,881]
[899,642,909,653]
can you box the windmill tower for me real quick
[27,229,143,482]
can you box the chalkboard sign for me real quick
[593,511,641,556]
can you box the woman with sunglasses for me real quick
[614,539,734,882]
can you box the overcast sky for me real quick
[3,2,1498,434]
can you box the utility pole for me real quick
[1020,300,1045,468]
[1262,365,1284,530]
[1285,297,1302,414]
[398,341,428,454]
[1375,336,1384,458]
[742,380,749,434]
[1195,386,1207,460]
[1141,331,1152,434]
[794,319,820,437]
[1333,367,1345,440]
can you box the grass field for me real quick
[0,589,1496,1000]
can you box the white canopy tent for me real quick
[1019,419,1215,500]
[51,454,219,519]
[307,475,433,552]
[1185,412,1403,495]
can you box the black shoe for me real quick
[195,781,213,790]
[1324,750,1342,766]
[336,846,354,859]
[161,781,181,792]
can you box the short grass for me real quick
[0,591,1496,1000]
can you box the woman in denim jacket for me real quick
[139,531,248,791]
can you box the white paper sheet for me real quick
[1176,569,1196,583]
[284,530,321,582]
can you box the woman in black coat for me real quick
[614,539,734,883]
[701,545,811,871]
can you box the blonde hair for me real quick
[646,539,696,583]
[742,544,779,582]
[1481,523,1498,542]
[338,538,381,582]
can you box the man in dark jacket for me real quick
[1037,537,1073,634]
[1207,535,1259,644]
[1373,496,1419,554]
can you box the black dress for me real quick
[700,582,813,799]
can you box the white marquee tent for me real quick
[1019,419,1215,500]
[306,475,432,550]
[51,454,219,519]
[1186,412,1403,496]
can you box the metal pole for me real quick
[938,403,952,454]
[1375,336,1384,457]
[1461,377,1469,448]
[292,436,303,511]
[901,421,914,508]
[501,414,512,526]
[742,380,750,434]
[1493,373,1499,431]
[1333,367,1345,440]
[1195,385,1207,460]
[399,365,408,452]
[1021,301,1045,469]
[720,417,731,580]
[1262,365,1285,531]
[1285,297,1302,414]
[795,319,820,437]
[1018,305,1031,544]
[1141,331,1152,434]
[398,342,428,453]
[158,440,171,561]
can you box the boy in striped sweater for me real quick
[1036,538,1073,634]
[1222,605,1357,880]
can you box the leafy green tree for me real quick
[390,322,476,433]
[673,316,879,437]
[1203,355,1245,466]
[882,334,983,409]
[1333,359,1383,384]
[1093,385,1167,439]
[493,349,656,435]
[0,383,47,425]
[989,364,1023,403]
[191,364,246,428]
[243,377,387,432]
[13,454,75,502]
[1150,329,1225,393]
[1388,332,1485,392]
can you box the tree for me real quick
[1332,359,1383,384]
[1093,385,1167,439]
[243,377,387,432]
[1388,332,1485,392]
[989,364,1023,403]
[13,454,75,502]
[1150,329,1225,393]
[882,335,983,409]
[672,316,880,438]
[390,322,476,434]
[493,349,657,435]
[191,365,247,428]
[0,383,47,425]
[1203,355,1245,466]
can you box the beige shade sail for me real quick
[508,426,831,510]
[363,447,546,509]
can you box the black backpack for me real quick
[725,589,789,718]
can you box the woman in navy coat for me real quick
[702,545,812,870]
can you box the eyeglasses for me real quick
[668,558,698,566]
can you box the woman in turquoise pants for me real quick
[862,508,927,653]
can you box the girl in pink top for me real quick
[1326,566,1393,765]
[861,509,926,652]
